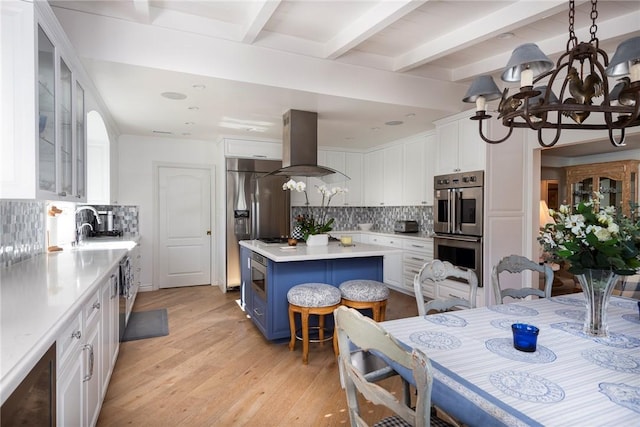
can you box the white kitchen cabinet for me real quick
[100,271,119,397]
[402,133,435,206]
[319,150,363,206]
[364,145,402,206]
[0,1,87,201]
[364,149,384,206]
[223,137,282,160]
[344,152,363,206]
[436,278,485,308]
[57,312,83,426]
[366,234,403,288]
[434,110,485,175]
[402,237,433,294]
[57,264,119,427]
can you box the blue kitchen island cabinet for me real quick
[239,240,398,341]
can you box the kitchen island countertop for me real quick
[239,239,403,262]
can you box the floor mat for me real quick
[122,309,169,342]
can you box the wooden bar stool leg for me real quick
[379,300,387,322]
[301,308,310,364]
[318,314,325,345]
[288,305,296,352]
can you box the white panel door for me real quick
[158,166,211,288]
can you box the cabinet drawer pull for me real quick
[410,256,424,261]
[253,308,263,317]
[92,301,101,310]
[448,293,459,298]
[82,344,94,382]
[71,330,81,340]
[411,244,425,248]
[409,269,420,274]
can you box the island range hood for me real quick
[266,109,349,182]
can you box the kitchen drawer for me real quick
[368,235,403,248]
[57,312,82,367]
[402,238,433,256]
[83,290,101,330]
[437,279,483,307]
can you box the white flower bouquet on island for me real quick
[282,178,347,240]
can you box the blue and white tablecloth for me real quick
[382,294,640,427]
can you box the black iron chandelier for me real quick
[462,0,640,147]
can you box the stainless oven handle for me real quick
[435,234,481,243]
[455,189,462,234]
[447,188,456,233]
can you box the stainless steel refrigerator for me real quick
[226,158,290,290]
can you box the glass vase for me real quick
[574,269,619,337]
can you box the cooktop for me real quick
[258,237,289,244]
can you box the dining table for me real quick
[381,293,640,427]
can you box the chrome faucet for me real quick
[76,223,94,245]
[75,205,101,224]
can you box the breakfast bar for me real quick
[239,239,403,340]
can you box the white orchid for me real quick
[283,180,347,239]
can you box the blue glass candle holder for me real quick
[511,323,539,352]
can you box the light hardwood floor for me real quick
[97,286,418,426]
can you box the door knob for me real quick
[206,230,211,235]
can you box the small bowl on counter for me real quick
[358,223,373,231]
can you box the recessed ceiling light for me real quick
[161,92,187,100]
[188,106,199,111]
[184,121,195,125]
[192,84,206,90]
[385,120,403,126]
[405,113,415,118]
[497,32,514,40]
[153,130,173,134]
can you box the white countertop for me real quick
[0,240,136,404]
[239,239,403,262]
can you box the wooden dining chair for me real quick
[491,254,554,304]
[334,306,452,427]
[413,260,479,316]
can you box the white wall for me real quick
[117,135,222,291]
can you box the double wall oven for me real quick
[433,170,484,286]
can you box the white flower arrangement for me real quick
[282,179,347,239]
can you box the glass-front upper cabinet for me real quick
[36,22,87,201]
[37,25,56,195]
[75,82,86,199]
[59,57,73,197]
[566,160,639,216]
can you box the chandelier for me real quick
[462,0,640,147]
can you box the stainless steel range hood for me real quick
[266,109,349,182]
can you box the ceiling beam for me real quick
[394,0,578,72]
[324,0,427,60]
[452,10,640,82]
[242,0,281,44]
[131,0,151,24]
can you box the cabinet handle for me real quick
[411,244,425,248]
[253,155,267,158]
[111,274,118,299]
[71,330,81,340]
[92,301,101,310]
[82,344,94,382]
[409,269,420,274]
[448,293,458,298]
[253,308,263,317]
[410,256,424,261]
